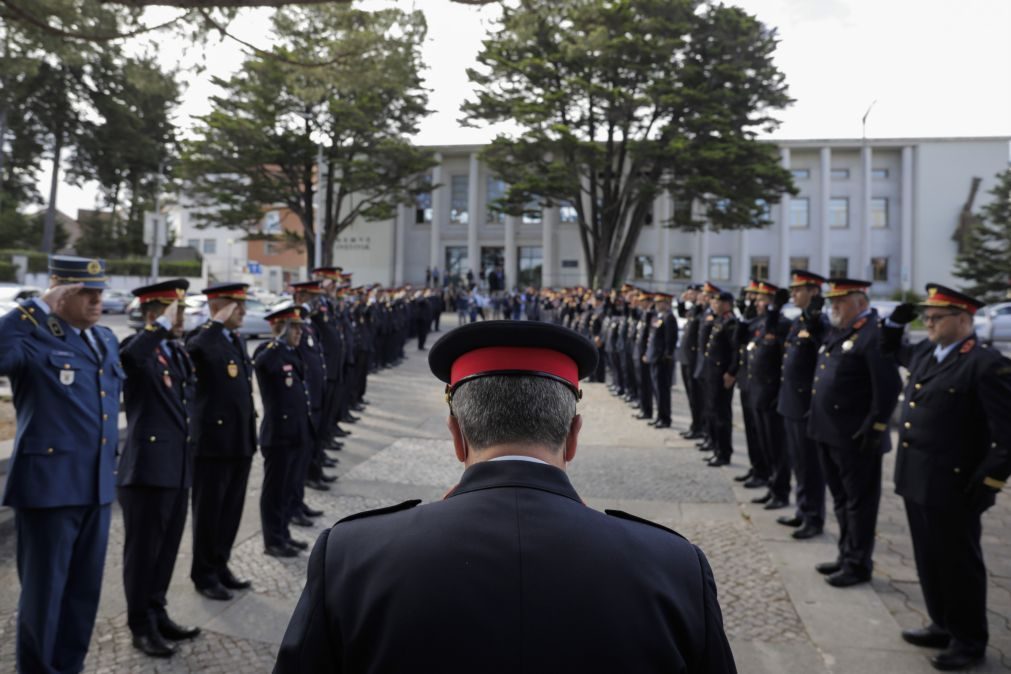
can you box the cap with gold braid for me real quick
[744,279,762,294]
[131,279,189,304]
[202,282,249,300]
[825,278,871,298]
[919,283,984,315]
[49,255,108,289]
[703,281,722,295]
[754,281,778,296]
[265,304,307,325]
[789,269,826,289]
[291,280,326,295]
[311,266,344,280]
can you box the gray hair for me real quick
[451,375,577,451]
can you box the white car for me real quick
[0,284,43,316]
[973,302,1011,344]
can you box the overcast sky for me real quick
[46,0,1011,216]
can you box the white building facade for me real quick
[330,137,1008,296]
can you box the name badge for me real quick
[285,376,293,388]
[818,345,826,354]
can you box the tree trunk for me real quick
[0,106,8,213]
[41,129,64,254]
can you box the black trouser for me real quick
[638,360,653,417]
[417,321,429,349]
[650,360,673,424]
[260,446,298,548]
[191,457,252,588]
[905,499,988,653]
[609,351,625,394]
[706,376,734,460]
[355,351,369,400]
[739,391,767,479]
[783,417,825,528]
[754,407,790,500]
[817,442,882,575]
[119,486,188,635]
[593,347,606,382]
[681,364,700,433]
[624,350,639,399]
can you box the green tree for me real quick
[953,169,1011,303]
[462,0,795,288]
[182,4,435,267]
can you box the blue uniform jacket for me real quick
[0,301,122,508]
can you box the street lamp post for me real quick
[314,141,323,269]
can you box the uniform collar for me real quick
[448,459,582,504]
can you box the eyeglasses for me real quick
[922,312,960,324]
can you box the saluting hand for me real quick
[42,283,84,313]
[889,303,918,325]
[212,301,238,324]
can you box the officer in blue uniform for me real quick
[644,292,678,429]
[807,279,901,588]
[883,285,1011,671]
[254,305,314,558]
[119,280,201,657]
[275,320,736,673]
[0,255,123,673]
[186,283,257,601]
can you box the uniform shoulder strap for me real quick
[604,509,687,541]
[336,499,422,525]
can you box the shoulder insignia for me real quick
[604,509,687,541]
[960,339,975,354]
[47,316,64,337]
[336,499,422,525]
[853,317,868,331]
[15,305,39,327]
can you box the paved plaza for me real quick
[0,323,1009,673]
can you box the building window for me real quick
[264,241,277,256]
[831,169,850,180]
[186,238,200,249]
[871,168,889,179]
[203,239,217,255]
[671,256,692,280]
[791,169,810,180]
[789,198,809,228]
[829,256,848,278]
[560,259,579,268]
[871,197,888,228]
[750,256,770,280]
[450,175,469,224]
[633,255,654,280]
[517,246,543,287]
[709,255,731,282]
[522,198,542,225]
[829,197,849,228]
[486,177,506,224]
[755,199,771,224]
[559,200,579,223]
[415,174,433,224]
[871,256,889,282]
[263,211,281,234]
[445,246,468,283]
[789,256,809,271]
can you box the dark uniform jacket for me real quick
[777,310,829,421]
[702,312,739,381]
[312,300,344,384]
[275,460,737,674]
[253,340,313,450]
[742,310,790,411]
[645,309,678,364]
[633,309,654,363]
[677,302,702,369]
[298,324,326,435]
[807,311,901,451]
[883,330,1011,508]
[185,321,257,459]
[693,310,717,380]
[0,303,123,508]
[119,326,196,488]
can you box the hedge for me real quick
[0,261,16,282]
[0,249,49,273]
[0,251,201,279]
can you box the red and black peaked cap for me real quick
[428,321,598,401]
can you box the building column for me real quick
[818,146,832,275]
[778,147,791,285]
[430,154,444,272]
[737,228,750,287]
[542,206,558,287]
[860,145,873,281]
[394,203,407,285]
[696,224,710,283]
[466,152,480,278]
[657,192,672,284]
[505,214,518,291]
[900,146,914,294]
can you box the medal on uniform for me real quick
[308,336,315,348]
[285,376,293,388]
[842,339,854,351]
[59,367,75,386]
[163,369,172,388]
[746,342,756,351]
[798,329,810,339]
[227,361,239,378]
[818,345,826,353]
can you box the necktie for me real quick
[83,329,103,362]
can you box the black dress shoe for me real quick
[653,421,671,429]
[286,538,309,551]
[195,583,233,601]
[777,515,803,527]
[825,569,871,587]
[359,399,370,405]
[306,479,330,491]
[322,457,337,468]
[901,626,950,649]
[132,632,176,658]
[733,470,754,482]
[930,645,984,670]
[302,506,323,517]
[792,524,823,539]
[342,414,360,423]
[698,444,713,453]
[265,544,299,558]
[684,430,705,440]
[220,569,252,590]
[351,403,366,412]
[707,456,729,467]
[291,514,314,527]
[320,473,338,483]
[157,615,201,641]
[629,402,640,409]
[815,560,842,575]
[751,492,772,504]
[333,427,349,438]
[763,498,789,510]
[634,413,652,420]
[742,476,767,489]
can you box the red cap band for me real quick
[924,290,977,314]
[450,347,579,390]
[139,289,185,303]
[206,289,247,300]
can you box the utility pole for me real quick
[149,161,164,282]
[314,142,323,269]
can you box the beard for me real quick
[828,311,844,328]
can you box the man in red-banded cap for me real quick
[882,285,1011,671]
[275,321,736,673]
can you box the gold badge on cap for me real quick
[227,362,239,378]
[86,259,102,275]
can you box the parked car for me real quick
[101,289,132,314]
[0,284,43,316]
[183,295,273,338]
[974,302,1011,344]
[871,300,900,319]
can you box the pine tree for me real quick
[954,169,1011,303]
